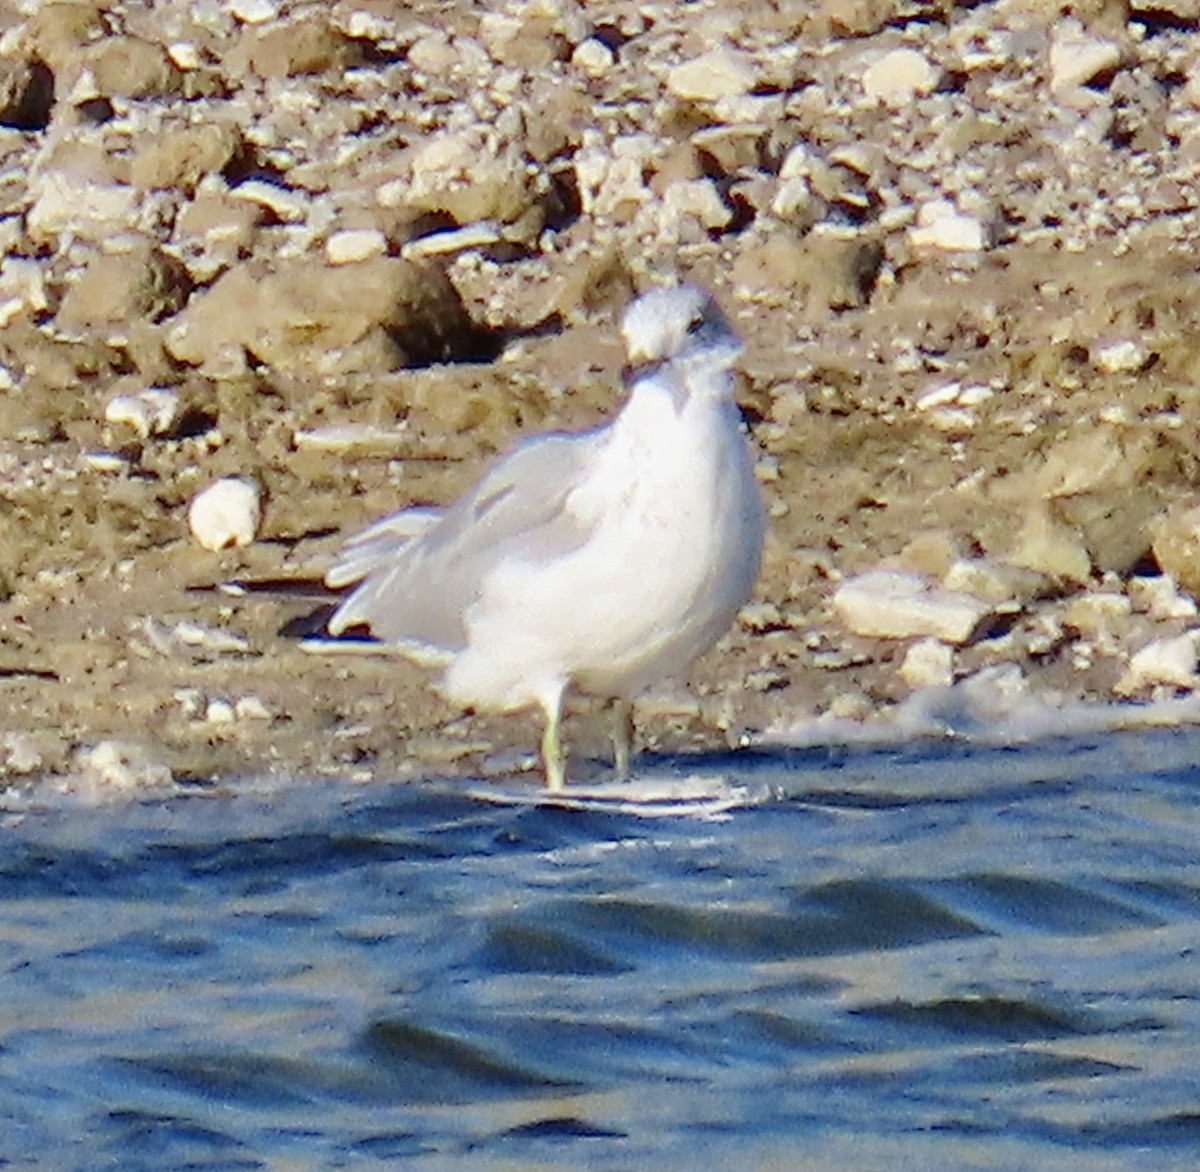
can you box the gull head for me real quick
[620,284,742,394]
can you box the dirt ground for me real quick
[4,0,1200,792]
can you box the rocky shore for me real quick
[5,0,1200,797]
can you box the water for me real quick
[4,726,1200,1169]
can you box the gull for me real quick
[324,284,765,790]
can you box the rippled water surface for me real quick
[6,727,1200,1169]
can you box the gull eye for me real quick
[686,314,707,337]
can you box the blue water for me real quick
[4,727,1200,1169]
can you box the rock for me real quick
[1115,632,1200,696]
[0,257,49,327]
[230,179,311,223]
[574,132,656,220]
[56,242,192,334]
[74,740,174,793]
[861,48,938,106]
[1091,338,1149,374]
[1049,25,1120,92]
[833,569,995,645]
[228,0,278,24]
[666,47,757,104]
[572,38,614,77]
[1061,591,1133,637]
[232,14,355,79]
[205,697,236,725]
[26,172,140,246]
[130,124,240,192]
[188,478,262,551]
[1005,503,1092,584]
[943,557,1045,606]
[171,187,261,283]
[407,129,537,226]
[325,228,388,265]
[1128,575,1198,621]
[81,35,182,99]
[899,638,955,689]
[734,232,882,311]
[1151,501,1200,598]
[908,199,987,252]
[104,386,180,438]
[660,178,732,234]
[163,257,487,377]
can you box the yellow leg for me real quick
[611,697,634,781]
[540,691,567,791]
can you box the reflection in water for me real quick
[3,728,1200,1168]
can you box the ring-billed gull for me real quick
[325,284,764,790]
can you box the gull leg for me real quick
[611,697,634,781]
[540,687,567,791]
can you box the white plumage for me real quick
[326,284,765,789]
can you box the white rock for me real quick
[770,176,817,224]
[572,38,614,77]
[325,228,387,265]
[205,697,236,724]
[861,48,938,106]
[26,173,139,244]
[899,638,955,689]
[293,423,411,453]
[188,478,261,551]
[574,133,656,219]
[376,177,409,208]
[75,740,173,792]
[1116,632,1200,695]
[1049,26,1120,92]
[1128,575,1198,620]
[104,387,180,438]
[401,222,501,259]
[231,179,310,223]
[666,47,757,103]
[0,257,48,327]
[908,199,986,251]
[227,0,278,24]
[168,41,201,69]
[943,558,1041,605]
[235,695,272,721]
[833,569,994,645]
[1091,338,1148,374]
[661,178,732,231]
[778,143,815,181]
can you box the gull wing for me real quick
[328,428,604,650]
[325,508,443,589]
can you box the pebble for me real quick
[325,228,388,265]
[74,740,173,792]
[861,48,938,106]
[833,569,994,645]
[1128,575,1198,620]
[1049,26,1121,92]
[188,478,262,551]
[571,38,614,78]
[666,47,757,103]
[231,180,311,223]
[899,638,955,689]
[104,387,180,439]
[908,199,987,252]
[1116,632,1200,695]
[227,0,278,25]
[205,697,236,725]
[1151,502,1200,597]
[1091,338,1148,374]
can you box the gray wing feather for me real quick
[328,430,602,649]
[325,507,442,589]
